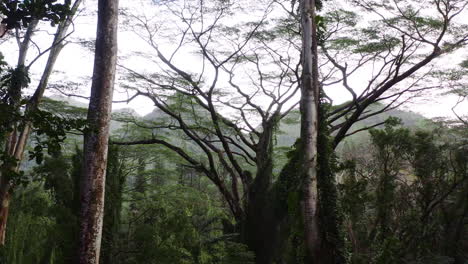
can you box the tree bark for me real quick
[0,20,37,246]
[0,0,83,246]
[78,0,119,263]
[0,23,7,38]
[300,0,321,261]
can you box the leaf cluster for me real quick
[0,0,71,30]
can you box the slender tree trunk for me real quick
[0,20,37,246]
[300,0,321,261]
[0,23,7,38]
[135,157,146,193]
[78,1,119,263]
[0,191,9,244]
[0,0,82,245]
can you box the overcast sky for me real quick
[1,0,466,120]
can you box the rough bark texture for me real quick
[78,0,119,263]
[300,0,321,261]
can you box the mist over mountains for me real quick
[46,95,429,149]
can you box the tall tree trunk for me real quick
[300,0,321,261]
[242,121,277,264]
[0,0,82,245]
[0,20,37,246]
[78,0,119,263]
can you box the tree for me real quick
[114,1,301,262]
[0,145,81,264]
[78,0,119,263]
[0,0,83,245]
[111,0,468,262]
[299,0,321,262]
[320,0,468,147]
[0,0,71,37]
[338,122,468,263]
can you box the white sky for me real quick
[0,0,466,121]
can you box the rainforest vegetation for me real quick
[0,0,467,263]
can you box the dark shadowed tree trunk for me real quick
[300,0,321,261]
[78,0,119,263]
[100,146,125,264]
[242,119,277,264]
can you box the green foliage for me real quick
[274,139,303,217]
[121,185,254,264]
[0,65,30,105]
[338,160,369,225]
[369,122,412,155]
[328,37,360,49]
[0,1,466,262]
[460,59,468,69]
[339,123,468,263]
[411,16,445,29]
[0,55,87,190]
[34,148,81,263]
[40,97,88,119]
[316,15,327,43]
[1,146,120,264]
[0,0,71,30]
[0,146,83,264]
[316,101,346,262]
[257,17,298,41]
[353,37,400,53]
[272,139,307,262]
[27,109,87,164]
[0,183,57,264]
[273,101,346,262]
[0,65,30,142]
[324,9,358,27]
[101,145,126,264]
[0,105,87,185]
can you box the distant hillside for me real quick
[38,97,434,177]
[44,95,141,132]
[43,96,432,153]
[276,103,430,149]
